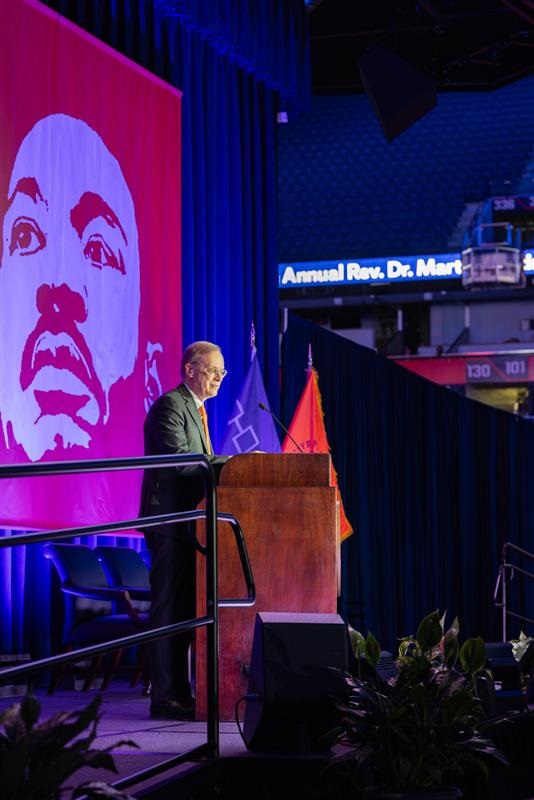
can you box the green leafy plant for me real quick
[0,693,138,800]
[331,611,509,795]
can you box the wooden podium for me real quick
[195,452,339,720]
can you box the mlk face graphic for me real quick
[0,114,140,461]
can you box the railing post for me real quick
[501,565,507,642]
[204,464,219,758]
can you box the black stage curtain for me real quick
[281,313,534,648]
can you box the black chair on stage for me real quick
[138,548,152,570]
[43,543,148,693]
[93,545,152,697]
[93,546,151,613]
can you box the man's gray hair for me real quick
[180,341,222,378]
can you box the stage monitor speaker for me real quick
[242,612,349,753]
[359,43,436,141]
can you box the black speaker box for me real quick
[359,43,436,141]
[242,612,349,753]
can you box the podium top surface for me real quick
[218,452,331,487]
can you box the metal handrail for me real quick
[493,540,534,641]
[1,508,256,608]
[0,453,255,785]
[502,541,534,561]
[194,511,256,607]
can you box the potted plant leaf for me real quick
[329,611,509,800]
[510,631,534,701]
[0,692,138,800]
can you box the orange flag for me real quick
[282,367,353,541]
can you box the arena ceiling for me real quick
[308,0,534,94]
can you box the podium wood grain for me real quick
[195,453,338,720]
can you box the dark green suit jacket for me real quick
[139,383,227,523]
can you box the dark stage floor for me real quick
[0,681,244,788]
[2,682,534,800]
[0,681,334,799]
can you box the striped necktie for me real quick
[199,404,213,455]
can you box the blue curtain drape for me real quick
[1,0,310,661]
[281,313,534,649]
[179,42,281,443]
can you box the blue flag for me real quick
[220,351,281,454]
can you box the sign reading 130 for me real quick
[466,355,529,383]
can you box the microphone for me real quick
[258,402,304,454]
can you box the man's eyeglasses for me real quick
[192,364,228,379]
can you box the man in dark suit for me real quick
[139,340,228,719]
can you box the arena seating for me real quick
[278,75,534,262]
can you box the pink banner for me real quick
[0,0,182,529]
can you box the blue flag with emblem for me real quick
[220,331,280,455]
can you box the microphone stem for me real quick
[258,403,304,454]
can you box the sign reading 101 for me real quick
[465,355,529,383]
